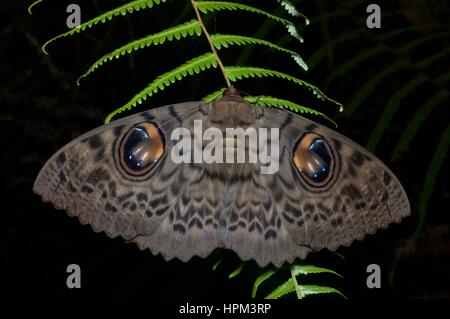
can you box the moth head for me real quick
[118,122,165,176]
[293,132,336,189]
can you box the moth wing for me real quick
[34,101,220,262]
[221,107,410,267]
[35,100,410,267]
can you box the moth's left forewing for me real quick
[33,101,209,244]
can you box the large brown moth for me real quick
[34,89,410,267]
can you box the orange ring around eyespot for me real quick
[292,132,334,188]
[119,122,165,176]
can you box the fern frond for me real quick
[42,0,168,54]
[265,277,295,299]
[277,0,310,24]
[345,63,403,117]
[308,25,442,72]
[252,264,343,299]
[225,66,343,111]
[243,6,367,68]
[212,256,223,271]
[291,264,343,277]
[366,76,427,152]
[299,285,347,299]
[328,31,449,84]
[327,46,385,83]
[28,0,44,14]
[236,6,285,66]
[391,91,449,161]
[244,95,336,127]
[295,285,346,299]
[277,0,298,17]
[78,20,202,83]
[202,88,227,102]
[252,269,276,298]
[211,34,308,71]
[364,46,448,151]
[415,125,450,236]
[399,31,450,53]
[308,31,361,69]
[264,279,345,299]
[105,52,217,123]
[228,262,245,279]
[344,38,449,117]
[195,1,303,42]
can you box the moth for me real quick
[34,88,410,267]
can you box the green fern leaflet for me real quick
[105,52,218,123]
[78,20,203,83]
[42,0,169,54]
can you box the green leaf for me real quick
[228,262,245,279]
[297,285,346,299]
[265,278,295,299]
[255,263,344,299]
[42,0,168,54]
[389,55,450,161]
[236,6,285,66]
[366,75,427,152]
[277,0,309,24]
[225,66,343,111]
[211,34,308,71]
[276,10,363,67]
[307,29,362,70]
[327,46,385,83]
[212,257,223,271]
[202,88,227,102]
[28,0,44,14]
[391,91,449,161]
[365,45,448,154]
[244,95,336,127]
[345,62,403,117]
[264,265,345,299]
[105,52,217,123]
[252,269,276,298]
[196,1,303,42]
[327,29,448,84]
[344,33,449,117]
[290,265,303,298]
[291,264,343,277]
[78,20,202,83]
[265,280,346,299]
[415,125,450,236]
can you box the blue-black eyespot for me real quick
[293,133,334,186]
[119,122,164,176]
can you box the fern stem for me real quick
[191,0,231,88]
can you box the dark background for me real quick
[1,0,449,299]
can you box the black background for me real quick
[1,0,449,300]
